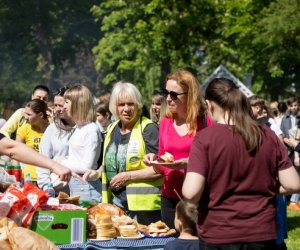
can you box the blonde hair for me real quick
[109,82,143,119]
[165,69,206,135]
[150,93,167,124]
[64,85,96,124]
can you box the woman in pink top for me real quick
[144,69,212,229]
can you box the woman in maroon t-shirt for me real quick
[182,78,300,250]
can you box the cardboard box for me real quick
[31,210,86,244]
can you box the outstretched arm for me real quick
[0,136,72,182]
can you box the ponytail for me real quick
[205,78,262,153]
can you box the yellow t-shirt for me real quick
[17,123,44,181]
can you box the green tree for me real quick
[92,0,218,104]
[206,0,300,100]
[0,0,102,109]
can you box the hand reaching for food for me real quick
[83,169,101,182]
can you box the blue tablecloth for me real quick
[59,236,175,250]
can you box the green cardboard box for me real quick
[31,210,86,244]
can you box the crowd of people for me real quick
[0,69,300,250]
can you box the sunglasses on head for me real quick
[53,86,69,96]
[162,88,187,101]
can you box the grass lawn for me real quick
[286,210,300,250]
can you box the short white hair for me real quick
[109,81,143,119]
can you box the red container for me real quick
[5,163,13,175]
[12,165,22,182]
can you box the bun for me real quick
[88,204,125,218]
[88,204,124,239]
[8,227,58,250]
[159,152,174,163]
[95,215,117,238]
[0,217,17,241]
[57,192,69,199]
[118,225,139,237]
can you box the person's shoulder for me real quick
[17,123,31,136]
[87,122,101,133]
[44,123,56,133]
[196,123,228,140]
[159,116,172,126]
[19,122,31,130]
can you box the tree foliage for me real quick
[0,0,101,109]
[92,0,300,101]
[0,0,299,113]
[92,0,218,103]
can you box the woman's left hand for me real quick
[110,171,131,190]
[169,158,189,170]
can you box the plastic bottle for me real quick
[12,165,22,183]
[46,183,55,198]
[24,172,32,184]
[4,162,13,175]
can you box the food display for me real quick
[0,180,176,248]
[87,203,125,239]
[87,204,176,240]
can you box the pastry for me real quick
[159,152,174,163]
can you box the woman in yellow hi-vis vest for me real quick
[84,82,163,225]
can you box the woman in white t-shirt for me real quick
[56,85,102,203]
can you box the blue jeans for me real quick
[69,177,101,204]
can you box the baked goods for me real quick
[57,192,80,206]
[112,215,139,237]
[148,220,176,237]
[118,224,139,237]
[0,239,12,250]
[0,217,17,241]
[95,214,117,239]
[159,152,174,163]
[88,203,125,218]
[57,191,69,199]
[8,227,58,250]
[149,220,169,233]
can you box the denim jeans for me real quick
[69,177,101,204]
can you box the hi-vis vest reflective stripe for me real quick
[102,117,163,211]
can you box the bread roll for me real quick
[0,239,12,250]
[88,203,125,218]
[0,217,17,241]
[95,214,117,238]
[118,225,139,237]
[8,227,58,250]
[159,152,174,163]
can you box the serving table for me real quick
[59,236,175,250]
